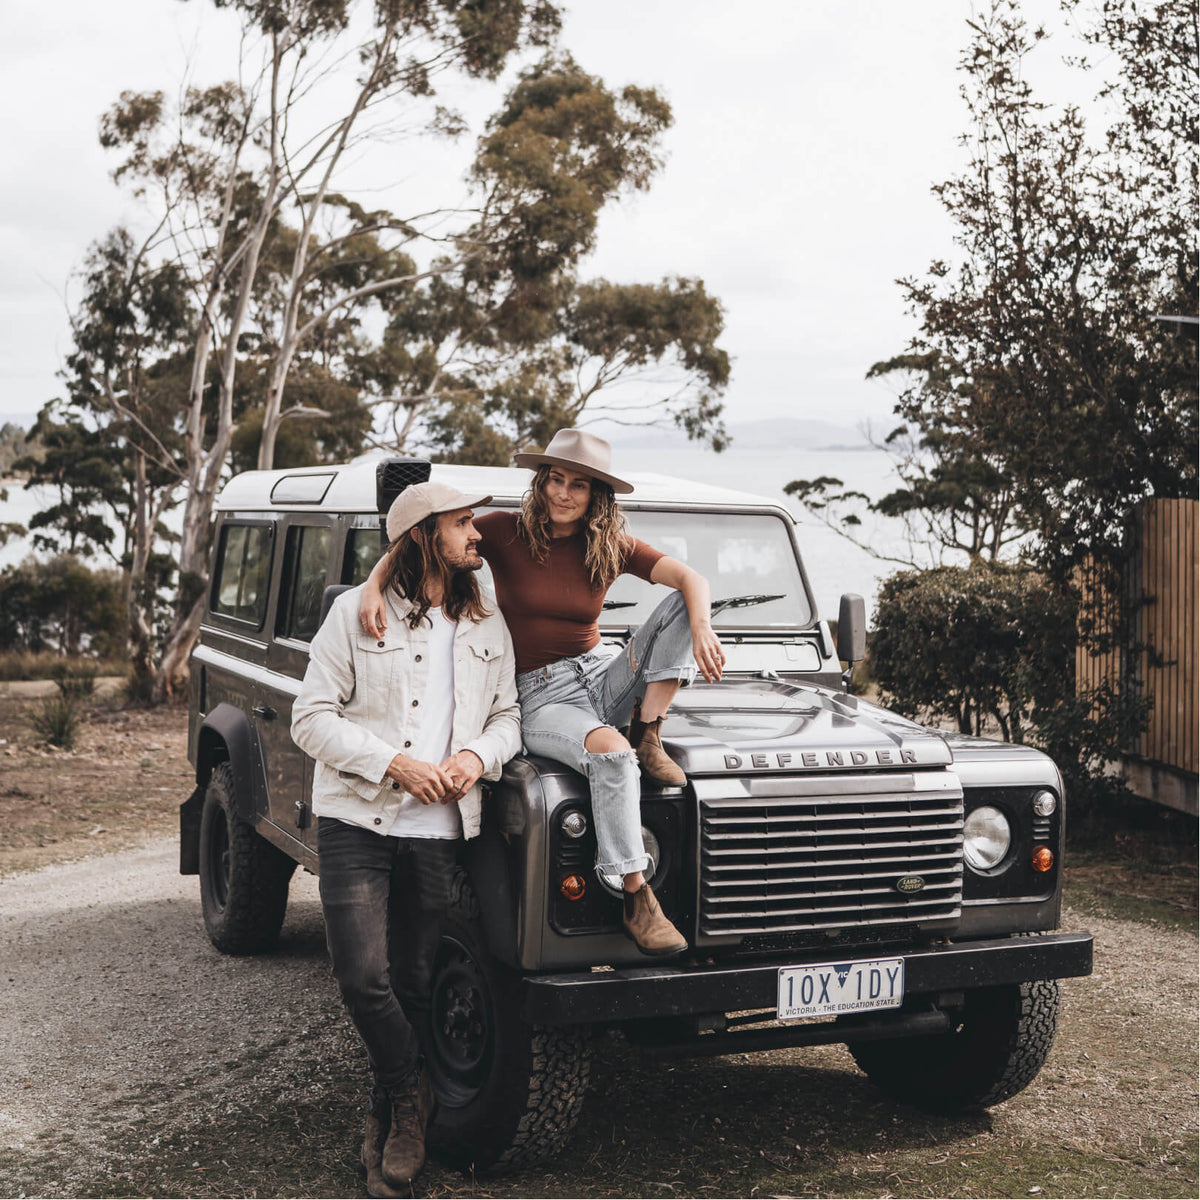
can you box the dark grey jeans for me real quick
[317,816,459,1091]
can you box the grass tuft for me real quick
[51,660,97,699]
[27,693,83,750]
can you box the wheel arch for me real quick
[461,811,521,967]
[181,704,270,875]
[195,702,270,821]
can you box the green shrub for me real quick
[28,694,82,750]
[870,563,1145,808]
[0,557,125,657]
[872,564,1075,742]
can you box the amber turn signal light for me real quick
[1031,846,1054,872]
[560,873,586,900]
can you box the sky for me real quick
[0,0,1086,436]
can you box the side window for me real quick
[213,523,273,626]
[344,525,386,585]
[277,525,333,642]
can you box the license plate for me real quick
[777,956,905,1021]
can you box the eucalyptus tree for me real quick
[369,56,729,462]
[54,228,193,685]
[789,0,1196,800]
[788,0,1196,577]
[100,0,563,699]
[83,0,730,700]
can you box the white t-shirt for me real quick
[387,607,461,839]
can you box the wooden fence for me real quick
[1076,498,1198,810]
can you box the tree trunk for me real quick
[257,20,399,470]
[154,593,205,703]
[152,33,286,701]
[126,449,153,693]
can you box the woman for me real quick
[359,428,724,956]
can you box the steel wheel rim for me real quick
[206,808,231,912]
[429,936,495,1105]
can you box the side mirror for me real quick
[837,593,866,664]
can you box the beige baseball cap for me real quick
[385,480,492,541]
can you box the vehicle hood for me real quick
[663,678,952,777]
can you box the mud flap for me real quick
[180,784,205,875]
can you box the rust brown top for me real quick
[476,510,663,675]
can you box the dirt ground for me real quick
[0,681,189,877]
[0,685,1196,1199]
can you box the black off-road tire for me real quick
[198,762,295,955]
[426,870,591,1173]
[848,978,1061,1114]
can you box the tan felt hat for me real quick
[512,428,633,494]
[385,480,492,541]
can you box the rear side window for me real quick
[213,523,273,626]
[344,525,386,585]
[277,524,333,642]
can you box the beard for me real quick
[437,539,483,574]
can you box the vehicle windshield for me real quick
[607,510,811,629]
[353,506,812,630]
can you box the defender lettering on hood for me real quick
[724,747,923,770]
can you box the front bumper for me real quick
[521,931,1093,1026]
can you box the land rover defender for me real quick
[180,457,1093,1170]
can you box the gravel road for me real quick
[0,838,341,1195]
[1,837,1195,1199]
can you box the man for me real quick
[291,482,520,1196]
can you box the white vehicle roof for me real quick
[214,457,793,518]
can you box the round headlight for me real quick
[1032,790,1057,817]
[560,809,588,839]
[598,826,660,893]
[963,805,1012,871]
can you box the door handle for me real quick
[252,704,278,721]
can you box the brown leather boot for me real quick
[360,1104,407,1199]
[381,1070,434,1186]
[623,883,688,956]
[628,701,686,786]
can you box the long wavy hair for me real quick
[518,464,629,591]
[381,513,489,629]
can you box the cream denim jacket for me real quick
[291,583,520,839]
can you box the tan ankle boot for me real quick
[629,701,686,786]
[381,1070,434,1186]
[623,883,688,956]
[361,1106,407,1199]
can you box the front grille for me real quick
[698,773,963,939]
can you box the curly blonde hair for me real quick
[518,465,629,591]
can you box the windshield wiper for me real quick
[604,593,785,615]
[711,593,786,614]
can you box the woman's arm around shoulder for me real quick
[358,554,389,638]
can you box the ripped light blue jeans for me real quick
[516,591,697,876]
